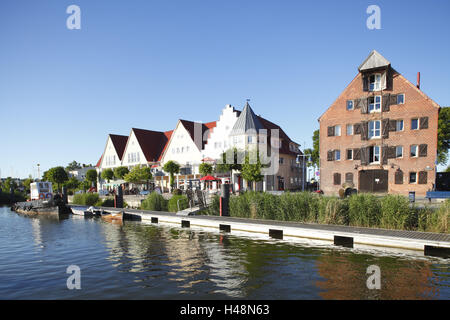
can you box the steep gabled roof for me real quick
[158,130,173,161]
[132,128,171,163]
[358,50,390,72]
[95,154,103,168]
[109,134,128,160]
[179,119,217,150]
[230,102,264,136]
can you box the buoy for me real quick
[39,193,45,200]
[45,193,52,199]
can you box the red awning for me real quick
[200,175,219,181]
[201,157,215,162]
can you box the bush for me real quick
[168,195,189,212]
[204,194,220,215]
[141,192,168,211]
[72,193,99,206]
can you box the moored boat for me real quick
[12,182,71,216]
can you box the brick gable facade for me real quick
[319,52,440,196]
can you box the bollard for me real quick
[220,183,230,217]
[114,186,124,208]
[62,186,68,204]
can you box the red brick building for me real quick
[319,50,440,196]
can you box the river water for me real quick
[0,206,448,300]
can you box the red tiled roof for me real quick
[95,154,103,168]
[158,130,173,161]
[132,128,171,163]
[257,116,300,156]
[109,134,128,160]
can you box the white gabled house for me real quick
[160,119,216,175]
[202,104,240,160]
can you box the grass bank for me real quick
[205,192,449,233]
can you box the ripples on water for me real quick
[0,206,448,299]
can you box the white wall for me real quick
[100,136,121,170]
[121,130,149,168]
[202,104,239,160]
[161,121,203,173]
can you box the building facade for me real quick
[95,103,303,192]
[319,50,440,196]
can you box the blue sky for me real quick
[1,0,449,178]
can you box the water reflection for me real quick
[1,207,448,300]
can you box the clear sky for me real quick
[1,0,449,178]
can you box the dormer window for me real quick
[346,100,354,110]
[369,74,381,91]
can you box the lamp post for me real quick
[37,164,40,181]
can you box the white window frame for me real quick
[346,124,353,136]
[396,146,403,158]
[369,73,381,91]
[335,125,341,136]
[370,146,380,164]
[369,95,382,113]
[410,145,418,158]
[396,120,404,132]
[335,150,341,161]
[369,120,381,139]
[347,100,354,110]
[411,118,419,130]
[347,149,353,160]
[397,94,405,104]
[409,172,417,184]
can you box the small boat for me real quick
[12,182,71,216]
[71,207,94,217]
[101,211,123,223]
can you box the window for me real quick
[335,125,341,136]
[346,100,354,110]
[279,157,284,164]
[396,146,403,158]
[397,94,405,104]
[409,172,417,184]
[346,124,353,135]
[411,118,419,130]
[369,146,380,163]
[410,145,418,157]
[335,150,341,161]
[186,146,190,152]
[347,149,353,160]
[247,136,254,143]
[369,74,381,91]
[396,120,404,131]
[369,120,381,139]
[369,96,381,112]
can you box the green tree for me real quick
[162,161,180,191]
[64,177,80,191]
[23,178,33,194]
[437,107,450,165]
[1,177,17,192]
[124,165,153,188]
[66,161,82,171]
[85,169,98,187]
[46,167,69,192]
[101,168,114,183]
[199,163,213,176]
[113,166,129,180]
[216,148,243,173]
[241,150,263,190]
[445,165,450,173]
[310,129,320,168]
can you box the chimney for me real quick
[417,72,420,89]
